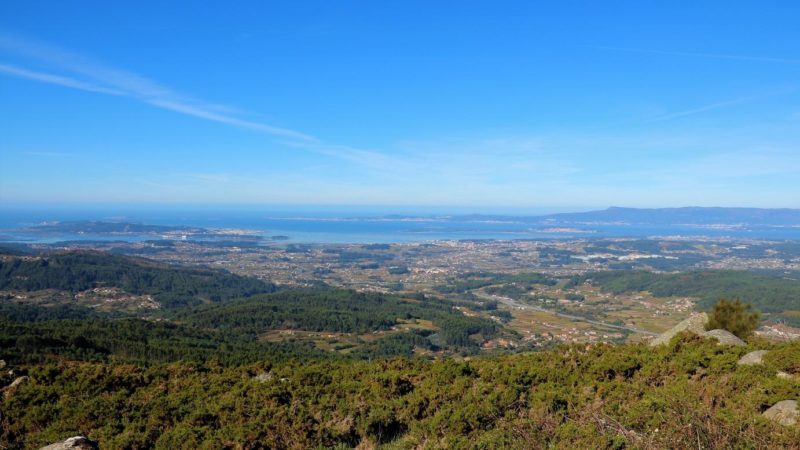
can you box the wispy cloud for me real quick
[592,45,800,65]
[0,63,125,96]
[644,89,797,122]
[591,147,800,192]
[645,95,759,122]
[0,39,431,191]
[180,173,232,183]
[145,99,316,141]
[0,35,321,143]
[21,151,70,157]
[0,35,423,174]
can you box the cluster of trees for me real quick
[0,251,277,308]
[321,248,395,264]
[352,331,435,359]
[435,272,557,295]
[484,284,529,298]
[0,302,95,322]
[3,334,798,449]
[176,289,403,335]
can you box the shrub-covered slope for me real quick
[2,335,798,449]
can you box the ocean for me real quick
[1,206,799,244]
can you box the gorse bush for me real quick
[706,298,760,338]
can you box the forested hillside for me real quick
[569,270,800,325]
[176,289,502,348]
[0,318,329,365]
[0,251,276,307]
[0,251,507,361]
[0,291,505,366]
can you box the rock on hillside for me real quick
[254,371,273,383]
[702,329,746,346]
[649,313,708,347]
[39,436,99,450]
[763,400,799,426]
[738,350,768,365]
[777,371,799,381]
[2,375,29,399]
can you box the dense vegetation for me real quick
[0,252,276,308]
[569,270,800,324]
[2,335,798,449]
[0,302,96,322]
[0,318,330,366]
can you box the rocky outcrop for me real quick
[39,436,99,450]
[649,313,749,347]
[762,400,798,426]
[738,350,768,365]
[649,313,708,346]
[702,329,746,346]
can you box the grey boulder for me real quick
[702,329,746,346]
[738,350,768,365]
[2,375,29,399]
[39,436,99,450]
[762,400,798,426]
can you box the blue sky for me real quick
[1,1,799,210]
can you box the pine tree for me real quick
[706,299,760,338]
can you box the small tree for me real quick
[706,299,760,339]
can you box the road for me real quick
[474,291,658,336]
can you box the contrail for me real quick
[592,45,800,65]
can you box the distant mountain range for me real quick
[454,207,800,226]
[539,207,800,226]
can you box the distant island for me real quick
[30,221,202,234]
[18,220,264,242]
